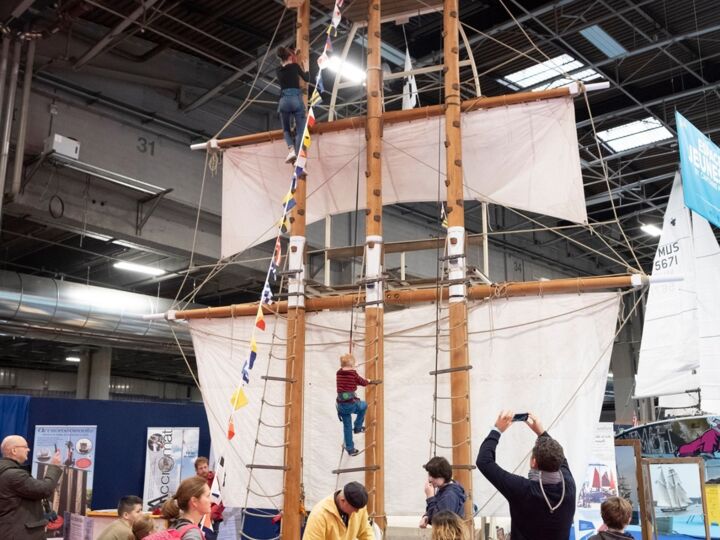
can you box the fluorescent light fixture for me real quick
[596,117,674,152]
[504,54,583,88]
[580,25,627,59]
[641,223,663,237]
[326,56,366,84]
[66,356,81,363]
[532,68,604,91]
[114,261,166,276]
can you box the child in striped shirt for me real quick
[336,354,370,456]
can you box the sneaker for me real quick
[346,447,360,456]
[285,148,297,164]
[353,427,366,434]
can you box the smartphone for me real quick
[512,413,529,422]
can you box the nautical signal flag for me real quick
[279,215,291,234]
[249,336,258,368]
[230,387,249,410]
[227,417,236,440]
[282,190,297,212]
[441,204,449,229]
[255,305,266,331]
[307,108,316,128]
[302,126,312,149]
[261,282,274,305]
[310,89,322,107]
[242,360,250,383]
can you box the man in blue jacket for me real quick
[476,411,576,540]
[419,456,467,528]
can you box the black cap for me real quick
[343,481,368,509]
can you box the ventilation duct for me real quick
[0,270,194,353]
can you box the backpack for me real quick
[145,524,203,540]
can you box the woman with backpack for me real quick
[152,476,211,540]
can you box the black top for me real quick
[277,63,310,90]
[476,430,576,540]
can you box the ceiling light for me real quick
[580,25,627,58]
[504,54,584,88]
[66,356,81,363]
[596,117,674,153]
[114,261,166,276]
[641,223,662,237]
[326,56,366,84]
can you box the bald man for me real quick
[0,435,62,540]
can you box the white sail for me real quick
[189,292,619,516]
[655,468,674,508]
[692,211,720,414]
[220,96,586,257]
[635,173,700,403]
[667,468,692,507]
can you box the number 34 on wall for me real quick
[137,136,156,156]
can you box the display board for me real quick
[142,427,200,511]
[32,424,97,537]
[615,439,651,540]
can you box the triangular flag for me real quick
[307,108,316,128]
[273,237,282,266]
[230,387,249,410]
[332,2,342,27]
[402,47,419,110]
[255,305,266,331]
[227,418,235,440]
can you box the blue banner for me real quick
[676,111,720,227]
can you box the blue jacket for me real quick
[425,480,467,523]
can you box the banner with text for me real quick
[32,425,97,537]
[142,427,200,511]
[676,111,720,228]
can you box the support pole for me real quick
[364,0,386,531]
[0,41,20,200]
[444,0,474,529]
[280,2,309,539]
[11,39,35,196]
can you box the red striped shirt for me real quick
[336,368,369,394]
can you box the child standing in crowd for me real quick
[430,511,470,540]
[276,46,309,164]
[589,497,634,539]
[336,353,372,456]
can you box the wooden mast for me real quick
[280,2,309,538]
[443,0,474,526]
[364,0,386,530]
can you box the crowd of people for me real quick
[0,409,639,540]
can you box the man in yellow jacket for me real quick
[303,481,374,540]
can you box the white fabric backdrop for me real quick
[189,292,619,516]
[221,97,586,257]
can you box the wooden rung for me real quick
[261,375,296,383]
[429,365,473,376]
[332,465,381,474]
[451,464,477,470]
[246,464,287,470]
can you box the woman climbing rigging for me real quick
[276,46,310,164]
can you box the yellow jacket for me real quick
[303,493,374,540]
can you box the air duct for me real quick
[0,270,194,353]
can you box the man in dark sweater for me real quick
[476,411,576,540]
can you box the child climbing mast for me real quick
[276,46,309,164]
[336,353,376,456]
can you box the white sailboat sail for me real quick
[666,468,692,507]
[189,292,620,516]
[693,211,720,414]
[635,173,700,403]
[655,468,674,508]
[220,96,586,257]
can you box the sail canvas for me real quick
[221,97,587,257]
[189,291,619,516]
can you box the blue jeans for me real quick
[337,400,367,451]
[278,89,306,153]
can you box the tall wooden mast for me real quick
[364,0,386,530]
[280,2,309,538]
[443,0,474,527]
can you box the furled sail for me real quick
[221,96,586,257]
[189,291,619,516]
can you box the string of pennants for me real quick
[225,0,346,441]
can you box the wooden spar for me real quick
[193,87,573,149]
[364,0,386,530]
[443,0,474,528]
[170,275,642,320]
[280,3,309,539]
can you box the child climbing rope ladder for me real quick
[336,354,379,456]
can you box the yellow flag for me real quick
[230,387,249,410]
